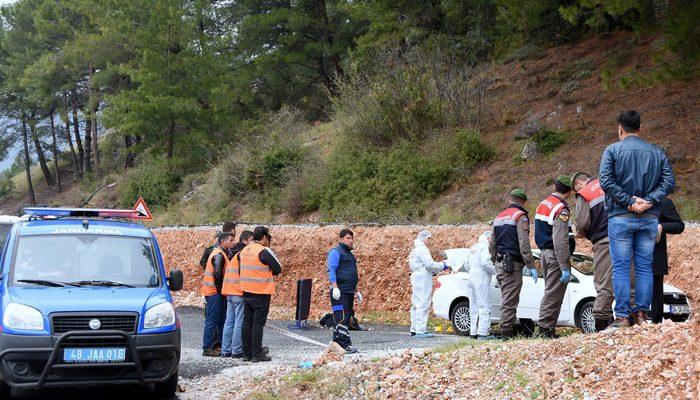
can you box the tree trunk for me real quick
[91,104,101,176]
[166,120,175,159]
[20,113,36,205]
[72,107,84,173]
[84,117,93,173]
[124,134,141,170]
[63,107,81,178]
[30,119,55,186]
[49,111,62,192]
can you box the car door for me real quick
[517,258,544,320]
[490,274,501,320]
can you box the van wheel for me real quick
[450,300,471,336]
[153,370,178,398]
[0,381,11,398]
[575,300,596,333]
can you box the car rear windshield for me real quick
[11,234,160,287]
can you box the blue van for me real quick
[0,207,183,397]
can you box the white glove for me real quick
[332,287,341,300]
[355,291,363,304]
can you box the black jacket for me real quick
[652,198,684,275]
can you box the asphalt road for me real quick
[11,306,459,399]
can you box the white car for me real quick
[433,249,691,335]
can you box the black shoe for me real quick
[252,355,272,363]
[499,330,515,340]
[242,355,252,362]
[537,327,557,339]
[231,353,245,359]
[344,346,358,354]
[220,353,232,358]
[262,346,269,356]
[410,331,415,336]
[594,318,612,332]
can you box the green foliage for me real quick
[118,158,179,207]
[559,0,654,32]
[532,129,570,155]
[314,134,493,221]
[334,44,484,146]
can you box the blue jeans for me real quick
[221,295,244,355]
[608,217,658,318]
[202,294,226,350]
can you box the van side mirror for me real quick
[168,269,184,291]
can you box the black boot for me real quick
[537,327,556,339]
[499,329,515,340]
[594,318,612,332]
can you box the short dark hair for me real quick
[617,110,641,132]
[339,229,354,238]
[217,232,235,244]
[222,221,237,233]
[508,195,526,205]
[253,226,271,241]
[573,172,591,186]
[239,230,254,242]
[555,181,571,194]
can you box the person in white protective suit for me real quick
[409,230,449,338]
[464,232,497,340]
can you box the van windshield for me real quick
[12,235,160,288]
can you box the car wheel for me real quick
[153,370,178,398]
[0,381,10,398]
[576,300,596,333]
[450,300,471,336]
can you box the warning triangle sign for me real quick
[132,197,153,220]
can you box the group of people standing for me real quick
[200,224,281,362]
[489,109,684,338]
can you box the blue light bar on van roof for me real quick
[24,207,142,219]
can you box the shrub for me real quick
[119,158,179,207]
[437,129,495,177]
[333,45,483,147]
[532,129,570,155]
[315,134,492,221]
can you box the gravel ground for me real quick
[10,306,459,399]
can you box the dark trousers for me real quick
[202,294,226,350]
[331,292,354,349]
[241,292,271,358]
[651,274,664,323]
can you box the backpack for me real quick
[199,245,216,270]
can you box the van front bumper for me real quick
[0,329,180,389]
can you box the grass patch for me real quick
[514,370,530,387]
[249,390,281,400]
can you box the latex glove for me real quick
[355,291,363,304]
[332,287,341,300]
[560,269,571,283]
[526,267,538,283]
[442,262,450,271]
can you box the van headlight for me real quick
[144,302,175,328]
[3,303,45,331]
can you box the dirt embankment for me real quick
[155,224,699,320]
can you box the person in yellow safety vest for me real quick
[220,230,254,358]
[239,226,282,362]
[201,232,236,356]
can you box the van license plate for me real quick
[669,305,690,315]
[63,348,126,363]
